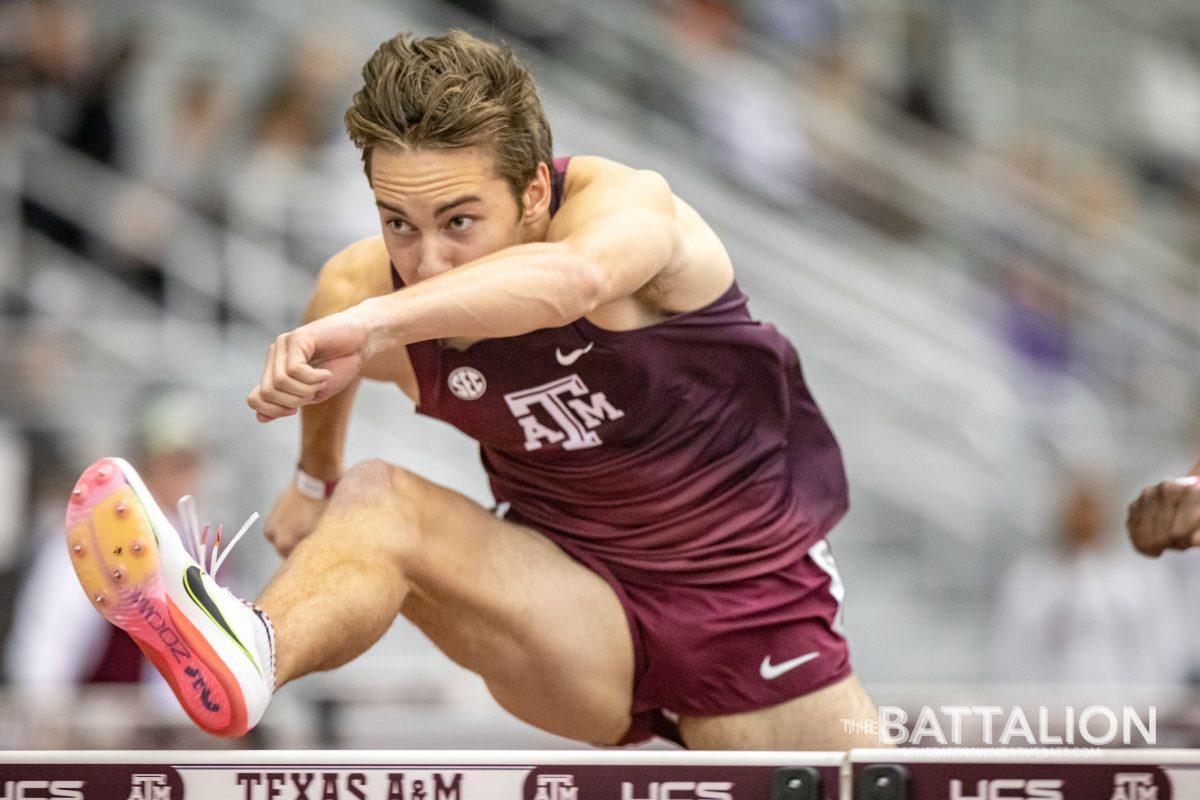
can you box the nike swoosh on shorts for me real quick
[759,651,820,680]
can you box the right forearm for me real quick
[294,238,391,479]
[298,378,361,482]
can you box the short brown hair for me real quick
[344,30,553,204]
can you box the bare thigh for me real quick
[397,470,635,745]
[678,673,886,750]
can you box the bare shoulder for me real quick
[562,155,668,196]
[563,156,733,317]
[563,155,638,180]
[309,235,394,319]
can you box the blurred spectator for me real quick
[0,0,1196,747]
[105,70,232,307]
[805,47,923,236]
[993,471,1191,684]
[998,253,1073,376]
[1003,132,1061,192]
[663,0,814,205]
[224,34,370,326]
[142,72,234,217]
[20,1,137,256]
[0,418,30,572]
[227,36,351,248]
[0,3,28,128]
[1070,159,1135,243]
[0,416,32,680]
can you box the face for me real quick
[370,146,550,285]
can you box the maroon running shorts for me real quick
[536,530,854,747]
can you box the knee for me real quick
[331,459,426,561]
[337,460,424,502]
[338,458,393,490]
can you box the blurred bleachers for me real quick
[0,0,1198,748]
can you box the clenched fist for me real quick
[248,310,371,422]
[264,482,330,557]
[1127,473,1200,557]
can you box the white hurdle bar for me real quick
[4,748,1200,799]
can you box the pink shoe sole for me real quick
[65,458,250,736]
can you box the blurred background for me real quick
[0,0,1198,750]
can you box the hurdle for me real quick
[850,748,1200,799]
[0,751,843,800]
[3,748,1198,799]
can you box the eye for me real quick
[386,218,413,234]
[447,215,475,232]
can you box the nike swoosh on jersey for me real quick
[759,651,820,680]
[555,342,594,366]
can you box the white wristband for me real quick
[295,468,337,500]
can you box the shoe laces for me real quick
[175,495,260,581]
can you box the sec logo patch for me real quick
[448,366,487,400]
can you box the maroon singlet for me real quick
[392,157,848,586]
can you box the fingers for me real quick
[1127,477,1200,557]
[261,341,308,404]
[1128,487,1164,557]
[264,527,294,557]
[248,334,334,422]
[263,526,295,557]
[247,385,297,422]
[1169,477,1200,543]
[271,337,316,397]
[284,334,332,385]
[1158,478,1196,551]
[1147,481,1176,551]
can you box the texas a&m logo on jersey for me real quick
[505,375,625,451]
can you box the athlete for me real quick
[1127,460,1200,557]
[64,30,882,748]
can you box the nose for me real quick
[416,238,454,280]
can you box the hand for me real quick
[1127,473,1200,557]
[247,310,370,422]
[264,482,330,557]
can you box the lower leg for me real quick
[256,461,413,687]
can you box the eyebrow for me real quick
[375,195,483,218]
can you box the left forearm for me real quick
[353,242,604,352]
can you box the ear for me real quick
[520,161,552,225]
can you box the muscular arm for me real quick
[247,161,717,424]
[294,238,399,481]
[256,238,411,555]
[354,167,680,352]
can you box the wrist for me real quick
[294,467,338,500]
[297,450,341,482]
[347,297,386,358]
